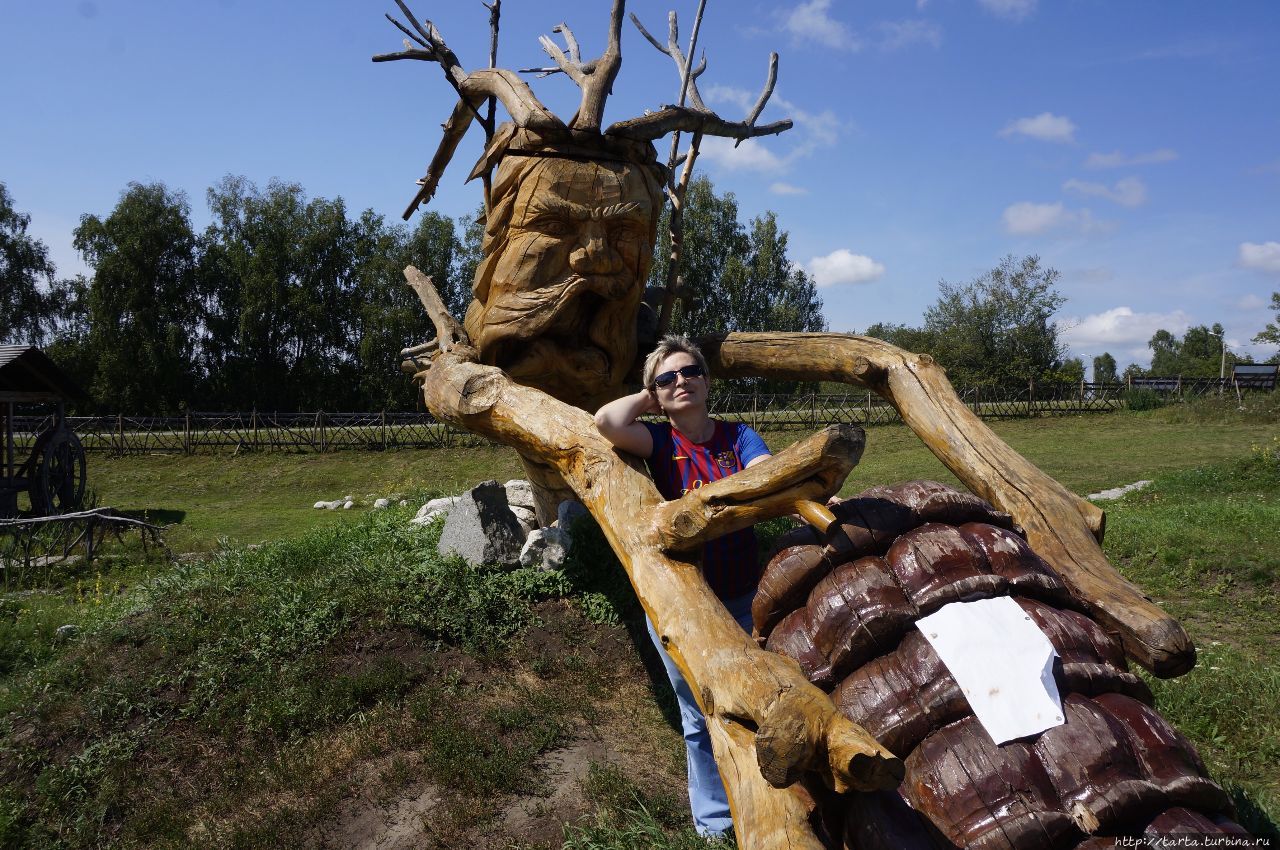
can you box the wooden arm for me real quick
[649,424,863,553]
[697,332,1195,678]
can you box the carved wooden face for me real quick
[464,154,660,409]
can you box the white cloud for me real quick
[1238,241,1280,275]
[769,182,809,195]
[977,0,1037,21]
[999,112,1076,144]
[808,249,885,286]
[1001,201,1102,236]
[1059,306,1192,356]
[784,0,862,50]
[1235,293,1268,310]
[697,137,785,173]
[879,19,942,50]
[1084,148,1178,169]
[1063,176,1147,207]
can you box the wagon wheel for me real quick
[30,427,87,516]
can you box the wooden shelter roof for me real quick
[0,346,90,403]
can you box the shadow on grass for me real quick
[120,508,186,525]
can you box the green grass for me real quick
[561,764,735,850]
[1100,437,1280,835]
[3,399,1277,845]
[0,509,627,848]
[78,407,1278,556]
[84,445,526,552]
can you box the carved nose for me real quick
[569,224,615,275]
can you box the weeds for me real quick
[563,763,736,850]
[0,504,625,848]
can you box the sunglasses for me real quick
[652,364,706,389]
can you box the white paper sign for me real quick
[916,596,1064,744]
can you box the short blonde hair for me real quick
[642,335,711,389]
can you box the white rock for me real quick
[520,527,571,571]
[55,624,80,641]
[374,498,391,509]
[410,509,446,526]
[343,500,355,510]
[424,496,460,514]
[399,499,411,507]
[344,495,354,502]
[438,481,525,567]
[557,500,589,531]
[504,479,535,510]
[313,501,328,509]
[510,504,537,532]
[323,499,344,510]
[1086,480,1153,501]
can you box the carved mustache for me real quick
[481,273,635,339]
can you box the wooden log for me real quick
[697,332,1194,677]
[650,424,862,553]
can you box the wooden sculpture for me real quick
[377,3,1205,846]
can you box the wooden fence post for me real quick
[184,411,191,455]
[319,410,327,453]
[116,413,124,458]
[252,407,258,450]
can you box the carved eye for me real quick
[609,221,640,241]
[531,216,572,237]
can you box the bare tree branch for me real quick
[630,9,709,113]
[609,108,792,143]
[738,52,779,147]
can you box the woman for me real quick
[594,334,771,838]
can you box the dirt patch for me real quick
[313,605,689,850]
[317,753,442,850]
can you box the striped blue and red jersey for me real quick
[642,419,771,600]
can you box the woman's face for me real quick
[653,351,709,416]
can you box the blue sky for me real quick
[4,0,1279,372]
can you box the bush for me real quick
[1124,388,1165,411]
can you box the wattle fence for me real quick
[6,376,1270,456]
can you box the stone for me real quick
[424,496,461,514]
[374,498,391,509]
[399,499,411,507]
[504,479,536,510]
[313,500,328,509]
[55,624,79,641]
[557,499,589,532]
[410,509,446,527]
[510,504,538,534]
[323,499,344,510]
[520,527,571,571]
[343,500,355,510]
[414,497,459,523]
[344,495,354,502]
[438,480,526,567]
[1086,480,1153,501]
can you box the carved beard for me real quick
[475,269,641,407]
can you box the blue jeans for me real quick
[646,591,755,837]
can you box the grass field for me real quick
[1,398,1277,847]
[80,404,1278,553]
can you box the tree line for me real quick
[2,176,825,413]
[6,177,1275,413]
